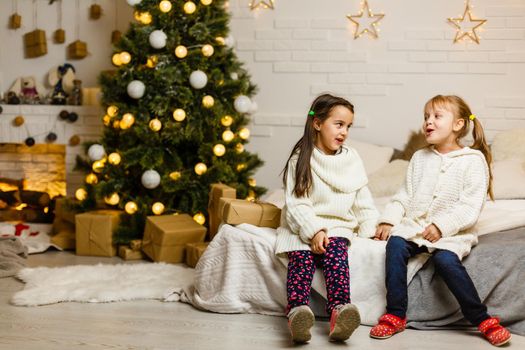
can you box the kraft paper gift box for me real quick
[23,30,47,58]
[67,40,88,59]
[185,242,209,268]
[119,246,145,261]
[54,198,79,225]
[219,199,281,229]
[75,210,122,257]
[142,214,207,264]
[50,229,76,250]
[208,183,236,239]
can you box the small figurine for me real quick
[48,63,76,105]
[8,76,45,104]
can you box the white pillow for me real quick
[492,158,525,199]
[346,139,394,175]
[491,129,525,162]
[367,160,409,198]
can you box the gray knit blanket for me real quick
[0,236,28,278]
[407,226,525,335]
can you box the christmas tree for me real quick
[75,0,265,242]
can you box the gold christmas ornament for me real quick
[169,171,182,180]
[92,160,105,173]
[173,108,186,121]
[236,163,247,171]
[194,162,207,175]
[239,127,250,140]
[120,113,135,129]
[13,116,25,126]
[111,53,122,66]
[139,12,152,24]
[235,143,244,153]
[201,0,213,5]
[201,44,214,57]
[69,135,81,146]
[134,11,141,21]
[149,118,162,132]
[202,95,215,108]
[113,120,120,129]
[125,201,138,214]
[215,36,225,45]
[108,152,121,165]
[85,173,98,185]
[175,45,188,58]
[146,55,158,68]
[184,1,197,14]
[221,115,233,126]
[104,193,120,206]
[152,202,165,215]
[107,105,119,117]
[347,0,385,39]
[213,144,226,157]
[193,212,206,225]
[249,1,274,10]
[159,0,172,13]
[103,115,111,126]
[248,178,256,187]
[75,188,88,201]
[119,51,131,64]
[222,129,234,142]
[448,1,487,44]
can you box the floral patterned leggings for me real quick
[286,237,350,315]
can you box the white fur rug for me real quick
[11,263,194,306]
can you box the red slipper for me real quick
[478,317,511,347]
[369,313,407,339]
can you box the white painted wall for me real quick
[1,0,524,192]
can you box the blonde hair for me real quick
[424,95,494,200]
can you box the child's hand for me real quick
[422,224,442,243]
[311,230,329,254]
[374,223,393,241]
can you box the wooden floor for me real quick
[0,251,522,350]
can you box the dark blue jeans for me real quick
[385,236,489,326]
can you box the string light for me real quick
[75,188,87,201]
[125,201,138,214]
[104,193,120,205]
[152,202,165,215]
[248,178,256,187]
[103,115,111,126]
[239,127,250,140]
[202,95,214,108]
[149,118,162,132]
[249,1,275,10]
[175,45,188,58]
[92,160,105,173]
[107,105,118,117]
[236,163,246,171]
[119,51,131,64]
[139,12,152,24]
[146,55,158,68]
[194,162,207,175]
[159,0,172,13]
[112,53,122,66]
[193,212,206,225]
[201,0,212,5]
[184,1,196,14]
[448,1,487,44]
[108,152,121,165]
[222,129,234,142]
[221,115,233,126]
[201,44,214,57]
[213,144,226,157]
[347,0,385,39]
[169,171,182,180]
[85,173,98,184]
[120,113,135,129]
[215,37,225,45]
[235,143,244,153]
[173,108,186,121]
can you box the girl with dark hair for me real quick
[276,93,379,343]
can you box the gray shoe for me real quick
[288,305,315,343]
[328,304,361,342]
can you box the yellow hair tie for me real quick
[469,114,476,121]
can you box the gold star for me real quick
[347,0,385,39]
[249,0,274,11]
[448,1,487,44]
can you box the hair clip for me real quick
[308,110,315,116]
[469,114,476,121]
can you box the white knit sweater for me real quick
[275,145,379,255]
[380,146,490,259]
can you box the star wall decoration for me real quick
[249,1,274,11]
[347,0,385,39]
[448,1,487,44]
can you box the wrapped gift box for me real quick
[23,29,47,58]
[185,242,209,268]
[220,199,281,229]
[142,214,207,263]
[50,229,75,250]
[208,183,236,239]
[75,210,122,257]
[118,246,145,261]
[54,198,79,225]
[67,40,88,59]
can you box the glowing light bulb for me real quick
[139,12,152,24]
[92,160,105,173]
[175,45,188,58]
[248,178,256,187]
[221,115,233,126]
[103,115,111,126]
[194,162,207,175]
[239,128,250,140]
[119,51,131,64]
[184,1,196,14]
[215,36,225,45]
[85,173,98,185]
[169,171,181,180]
[173,109,186,121]
[104,193,120,205]
[107,105,118,117]
[236,163,246,171]
[201,0,212,5]
[75,188,88,201]
[193,212,206,225]
[202,95,214,108]
[201,44,214,57]
[235,143,244,153]
[125,201,138,214]
[222,130,234,142]
[120,113,135,129]
[146,55,158,68]
[149,118,162,132]
[112,53,122,66]
[152,202,165,215]
[213,144,226,157]
[108,152,121,165]
[159,0,172,12]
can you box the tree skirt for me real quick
[11,263,193,306]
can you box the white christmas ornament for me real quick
[88,144,106,161]
[189,70,208,89]
[248,101,258,114]
[224,35,235,48]
[234,95,252,113]
[141,170,161,189]
[149,30,167,49]
[127,0,142,6]
[230,72,238,80]
[127,80,146,99]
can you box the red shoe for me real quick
[287,305,315,343]
[328,304,361,342]
[369,313,407,339]
[478,317,512,347]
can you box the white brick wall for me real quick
[229,0,525,190]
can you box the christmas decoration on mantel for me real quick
[249,0,274,11]
[347,0,385,39]
[448,0,487,44]
[74,0,266,242]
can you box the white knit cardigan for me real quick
[275,145,379,255]
[380,146,490,259]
